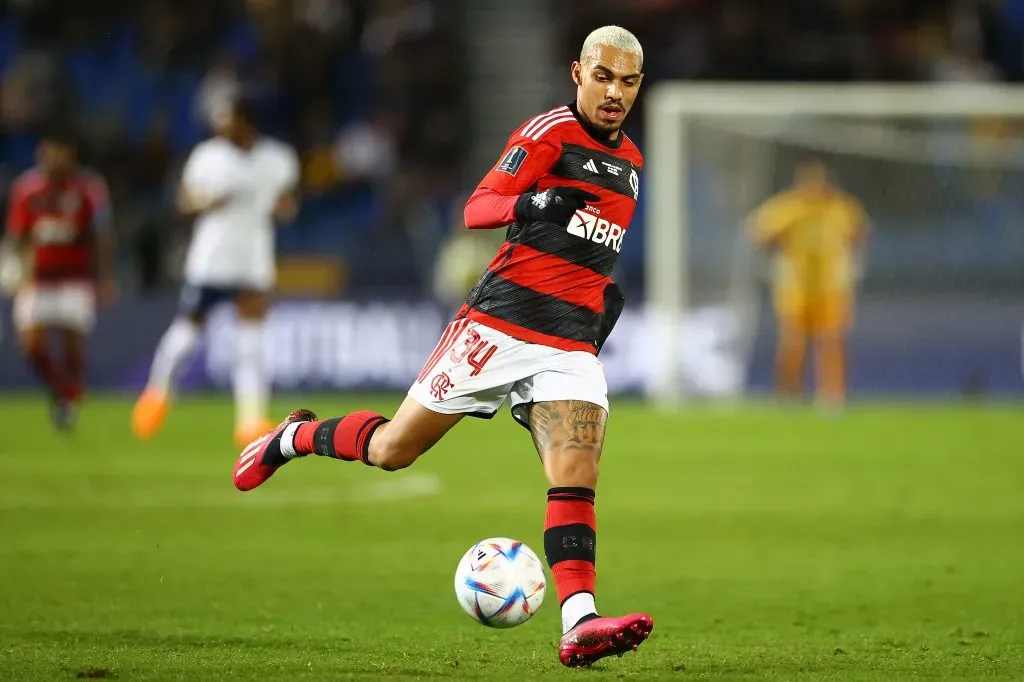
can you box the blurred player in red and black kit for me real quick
[1,129,115,428]
[232,26,651,666]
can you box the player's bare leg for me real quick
[233,395,462,491]
[132,311,203,440]
[775,317,806,400]
[525,400,653,667]
[232,291,274,446]
[815,332,846,410]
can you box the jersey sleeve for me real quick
[83,173,112,232]
[281,146,300,191]
[5,180,31,238]
[847,197,870,240]
[182,144,234,198]
[748,195,794,245]
[475,132,561,196]
[463,187,518,229]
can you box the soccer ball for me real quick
[454,537,546,628]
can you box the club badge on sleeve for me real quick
[497,146,528,176]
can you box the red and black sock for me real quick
[63,339,86,402]
[24,340,65,399]
[293,411,388,464]
[544,487,597,606]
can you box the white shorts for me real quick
[13,282,96,333]
[408,319,609,427]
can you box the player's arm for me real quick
[849,200,871,284]
[4,180,30,249]
[176,184,233,217]
[274,188,299,223]
[464,137,596,229]
[746,196,790,250]
[177,147,234,217]
[0,181,32,292]
[273,147,301,224]
[86,174,118,304]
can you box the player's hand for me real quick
[178,189,233,215]
[514,187,601,227]
[0,251,23,296]
[98,277,118,306]
[192,193,233,213]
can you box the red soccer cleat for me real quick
[233,409,317,491]
[558,613,654,668]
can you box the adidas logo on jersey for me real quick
[583,159,599,173]
[566,210,624,252]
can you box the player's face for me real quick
[572,45,643,138]
[796,162,830,194]
[221,110,257,146]
[37,141,75,177]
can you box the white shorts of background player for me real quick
[13,281,95,333]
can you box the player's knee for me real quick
[17,330,44,357]
[373,444,420,471]
[235,292,268,320]
[545,447,600,488]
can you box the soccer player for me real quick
[2,129,115,429]
[233,26,652,667]
[747,159,870,407]
[131,98,299,446]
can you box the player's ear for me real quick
[571,61,582,86]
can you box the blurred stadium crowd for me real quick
[0,0,465,293]
[1,0,1022,296]
[561,0,1024,85]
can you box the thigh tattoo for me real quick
[528,400,608,455]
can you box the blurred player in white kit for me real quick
[132,97,299,446]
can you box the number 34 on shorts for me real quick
[407,319,610,419]
[415,320,497,401]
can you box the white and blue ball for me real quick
[454,537,546,628]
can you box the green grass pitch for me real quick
[0,394,1022,680]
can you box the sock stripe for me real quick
[548,486,596,500]
[356,416,389,464]
[313,418,340,458]
[548,487,595,505]
[548,492,594,504]
[544,523,597,566]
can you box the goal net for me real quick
[643,84,1024,405]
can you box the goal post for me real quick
[644,83,1024,407]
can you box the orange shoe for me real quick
[131,388,169,440]
[234,418,276,448]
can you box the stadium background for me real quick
[0,0,1021,396]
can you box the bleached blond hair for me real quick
[580,25,643,67]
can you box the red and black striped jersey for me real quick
[459,103,642,354]
[6,168,111,282]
